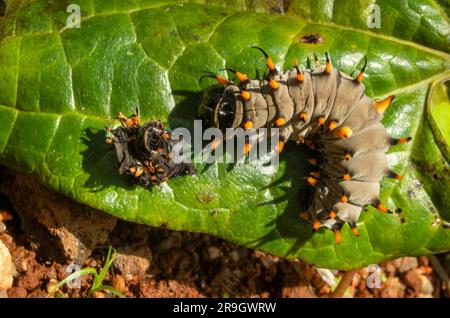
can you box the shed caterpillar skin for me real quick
[198,48,412,243]
[106,110,197,186]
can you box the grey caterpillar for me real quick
[198,47,412,243]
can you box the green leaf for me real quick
[0,0,449,270]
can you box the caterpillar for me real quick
[198,47,412,243]
[106,110,197,186]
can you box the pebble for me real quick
[259,255,279,269]
[114,244,152,276]
[0,240,13,290]
[419,274,434,296]
[207,246,222,260]
[229,251,240,263]
[397,257,419,273]
[0,221,6,233]
[93,291,105,298]
[7,286,27,298]
[111,275,127,293]
[0,211,13,222]
[47,278,59,294]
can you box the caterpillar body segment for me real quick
[198,50,411,243]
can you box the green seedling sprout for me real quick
[49,246,125,298]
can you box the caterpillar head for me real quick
[198,85,243,131]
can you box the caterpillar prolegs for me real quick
[198,47,412,243]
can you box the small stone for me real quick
[0,221,6,233]
[47,278,59,294]
[384,262,396,275]
[207,246,222,260]
[419,274,433,296]
[7,286,27,298]
[114,244,152,276]
[229,251,240,263]
[418,256,429,266]
[398,257,418,273]
[259,255,279,269]
[0,211,13,222]
[12,247,37,274]
[17,270,42,291]
[93,291,105,298]
[0,233,13,249]
[281,284,317,298]
[404,269,423,292]
[381,277,405,298]
[0,240,13,290]
[18,260,28,273]
[111,275,127,293]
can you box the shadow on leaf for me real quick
[80,127,137,192]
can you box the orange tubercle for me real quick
[240,90,251,101]
[317,116,326,126]
[312,220,321,231]
[374,95,395,114]
[269,79,279,90]
[243,121,253,130]
[325,54,331,74]
[276,140,285,153]
[129,115,140,126]
[397,137,412,144]
[306,177,317,186]
[356,71,364,82]
[216,75,230,86]
[134,167,144,177]
[299,112,308,122]
[334,126,352,139]
[341,195,348,203]
[334,230,341,244]
[329,211,336,219]
[235,71,248,82]
[377,203,389,213]
[243,143,252,155]
[275,117,285,127]
[328,120,338,131]
[351,226,360,237]
[266,56,276,71]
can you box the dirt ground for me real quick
[0,167,449,298]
